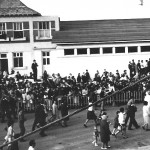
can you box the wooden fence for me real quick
[19,90,144,112]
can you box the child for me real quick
[97,110,105,125]
[100,114,111,149]
[112,110,120,137]
[117,107,128,139]
[92,126,99,147]
[142,101,150,131]
[28,139,36,150]
[4,120,15,150]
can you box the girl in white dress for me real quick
[142,101,150,130]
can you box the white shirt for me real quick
[52,103,58,115]
[118,112,126,125]
[141,62,144,68]
[143,105,150,117]
[5,126,14,146]
[28,146,35,150]
[82,89,88,96]
[144,94,150,106]
[88,102,94,111]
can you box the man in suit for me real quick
[32,100,47,137]
[31,60,38,81]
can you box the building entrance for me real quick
[0,59,8,73]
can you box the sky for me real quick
[21,0,150,21]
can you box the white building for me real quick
[0,0,59,78]
[52,20,150,78]
[1,0,150,79]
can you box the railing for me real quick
[0,75,149,149]
[18,90,144,112]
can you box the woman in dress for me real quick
[100,114,111,149]
[83,98,97,127]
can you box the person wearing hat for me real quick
[31,60,38,81]
[100,114,111,149]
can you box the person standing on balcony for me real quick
[31,60,38,81]
[85,69,90,83]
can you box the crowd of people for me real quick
[86,88,150,149]
[0,58,150,149]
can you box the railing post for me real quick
[112,94,116,106]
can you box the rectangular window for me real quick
[43,51,50,65]
[103,47,112,54]
[77,48,87,55]
[13,22,23,39]
[13,52,23,67]
[64,49,74,55]
[115,47,125,53]
[128,46,138,53]
[38,22,50,38]
[51,21,55,29]
[1,54,7,58]
[90,48,100,54]
[141,46,150,52]
[0,23,5,34]
[0,23,7,39]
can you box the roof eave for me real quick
[0,13,41,17]
[53,39,150,45]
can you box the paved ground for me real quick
[0,103,150,150]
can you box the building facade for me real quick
[1,0,150,79]
[52,20,150,78]
[0,0,59,78]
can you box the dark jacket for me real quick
[35,104,47,123]
[100,120,111,143]
[60,101,69,121]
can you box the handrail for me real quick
[0,75,150,149]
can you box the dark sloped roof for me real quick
[52,18,150,44]
[0,0,41,17]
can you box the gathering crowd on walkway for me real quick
[0,58,150,149]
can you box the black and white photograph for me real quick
[0,0,150,149]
